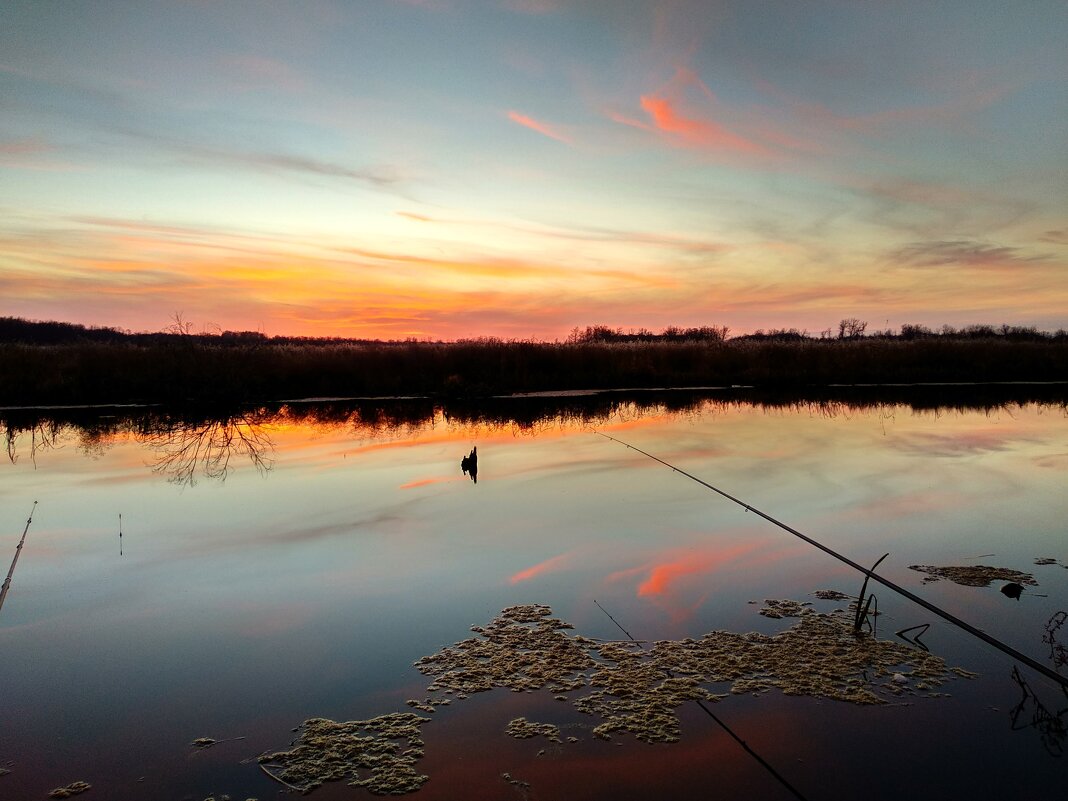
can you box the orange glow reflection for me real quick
[509,552,573,584]
[637,541,762,597]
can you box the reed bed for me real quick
[1,326,1067,406]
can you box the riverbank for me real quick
[1,334,1067,406]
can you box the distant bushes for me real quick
[0,317,1066,406]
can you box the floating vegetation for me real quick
[258,713,429,795]
[414,602,972,748]
[813,589,852,601]
[759,599,813,618]
[414,604,595,696]
[501,772,530,789]
[505,718,562,743]
[577,645,722,742]
[48,781,91,798]
[264,600,975,794]
[650,607,962,703]
[908,564,1038,587]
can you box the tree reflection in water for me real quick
[4,418,61,466]
[144,411,275,486]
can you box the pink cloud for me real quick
[0,136,52,155]
[605,109,654,132]
[639,95,766,155]
[507,111,572,144]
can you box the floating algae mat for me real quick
[258,713,429,795]
[414,602,972,740]
[48,781,91,798]
[266,601,975,794]
[908,564,1038,587]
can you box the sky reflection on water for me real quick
[0,395,1066,799]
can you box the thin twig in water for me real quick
[259,762,305,793]
[854,553,889,632]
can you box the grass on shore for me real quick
[1,333,1067,407]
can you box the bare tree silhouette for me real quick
[143,411,275,486]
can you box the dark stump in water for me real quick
[460,446,478,484]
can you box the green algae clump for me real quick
[258,713,429,795]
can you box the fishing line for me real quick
[593,598,811,801]
[594,431,1068,690]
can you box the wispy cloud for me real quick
[1039,229,1068,245]
[888,240,1050,268]
[396,211,434,222]
[639,94,766,155]
[392,209,729,255]
[0,136,83,171]
[0,136,53,156]
[507,111,572,144]
[503,0,561,13]
[221,54,305,92]
[166,138,401,187]
[609,67,773,158]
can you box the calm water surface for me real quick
[1,395,1066,800]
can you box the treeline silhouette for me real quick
[1,316,1066,406]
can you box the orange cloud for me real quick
[510,552,573,584]
[639,95,766,155]
[507,110,572,144]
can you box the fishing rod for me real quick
[593,599,811,801]
[0,501,38,615]
[594,431,1068,690]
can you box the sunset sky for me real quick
[2,1,1066,340]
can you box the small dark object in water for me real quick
[1001,582,1024,600]
[460,447,478,484]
